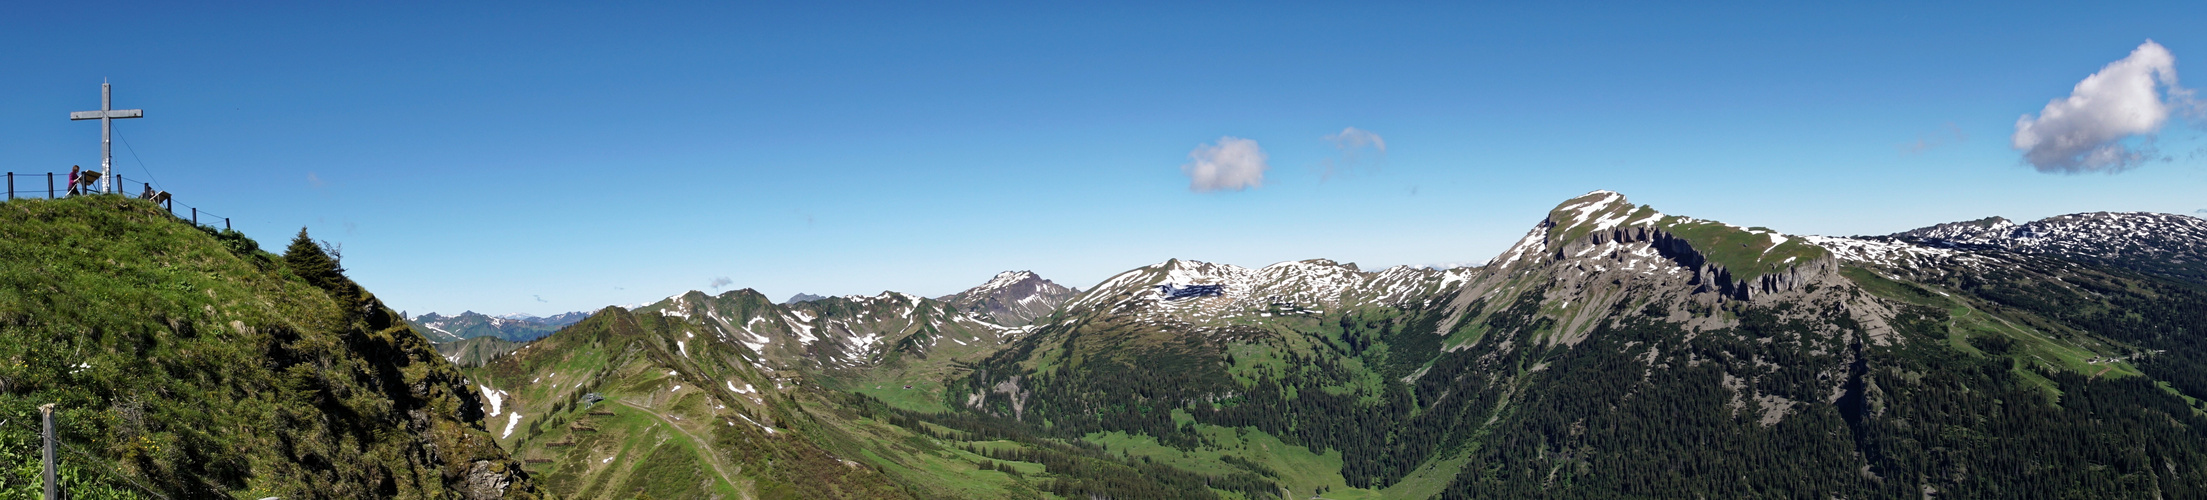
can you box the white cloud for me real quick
[1181,137,1268,192]
[1322,127,1387,179]
[2013,40,2196,173]
[709,276,733,289]
[1899,123,1966,155]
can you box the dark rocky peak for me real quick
[942,270,1079,326]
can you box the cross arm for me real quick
[69,109,144,120]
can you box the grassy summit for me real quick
[1543,190,1828,284]
[0,196,539,499]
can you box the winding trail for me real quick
[616,400,746,494]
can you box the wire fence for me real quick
[1,170,234,231]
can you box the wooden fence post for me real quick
[7,172,13,200]
[48,173,55,198]
[192,207,198,226]
[41,403,56,500]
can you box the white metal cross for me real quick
[69,82,144,194]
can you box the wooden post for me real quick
[226,218,231,230]
[48,173,55,198]
[40,403,56,500]
[7,172,13,200]
[192,207,198,225]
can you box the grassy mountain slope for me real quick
[471,286,1306,499]
[0,196,540,499]
[634,288,1028,414]
[463,306,918,499]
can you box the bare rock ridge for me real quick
[937,270,1080,326]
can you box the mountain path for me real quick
[617,400,746,494]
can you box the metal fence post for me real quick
[41,403,56,500]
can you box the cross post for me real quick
[70,82,145,194]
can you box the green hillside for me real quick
[462,306,917,499]
[0,195,541,499]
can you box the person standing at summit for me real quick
[66,165,79,196]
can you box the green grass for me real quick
[0,195,541,498]
[1838,266,2141,399]
[1081,423,1462,500]
[1656,216,1828,283]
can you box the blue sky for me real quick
[4,2,2205,316]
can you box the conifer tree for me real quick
[284,227,348,293]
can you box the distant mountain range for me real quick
[410,310,591,343]
[446,190,2207,498]
[258,188,2207,499]
[1888,211,2207,284]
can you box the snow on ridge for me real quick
[501,412,523,439]
[1492,226,1550,268]
[979,270,1035,291]
[1803,235,1962,268]
[1559,191,1627,224]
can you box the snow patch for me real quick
[501,412,523,439]
[479,385,506,417]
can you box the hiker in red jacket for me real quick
[66,166,79,196]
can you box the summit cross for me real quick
[69,82,145,194]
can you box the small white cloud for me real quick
[709,277,733,289]
[1899,123,1967,155]
[1181,137,1268,192]
[1322,127,1387,180]
[2013,40,2195,173]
